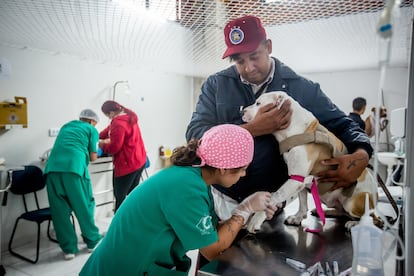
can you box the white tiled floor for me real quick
[1,212,113,276]
[1,206,199,276]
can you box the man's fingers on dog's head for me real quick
[320,158,340,166]
[279,120,290,130]
[258,102,276,113]
[280,99,291,110]
[282,109,292,125]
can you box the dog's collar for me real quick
[278,120,347,157]
[290,174,313,183]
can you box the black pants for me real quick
[113,167,144,212]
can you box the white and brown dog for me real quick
[237,91,378,233]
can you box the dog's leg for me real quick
[246,179,305,233]
[285,189,309,225]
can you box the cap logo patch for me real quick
[229,26,244,45]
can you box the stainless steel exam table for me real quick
[198,209,354,276]
[197,194,404,276]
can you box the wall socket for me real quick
[48,128,60,137]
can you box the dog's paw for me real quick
[284,212,307,226]
[246,212,267,233]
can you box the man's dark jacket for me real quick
[186,58,373,202]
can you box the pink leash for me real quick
[290,175,325,232]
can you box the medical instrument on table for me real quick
[300,261,340,276]
[325,262,333,276]
[286,257,306,271]
[316,262,325,275]
[300,262,320,276]
[298,260,350,276]
[333,261,339,276]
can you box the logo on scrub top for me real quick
[229,26,244,45]
[196,215,213,235]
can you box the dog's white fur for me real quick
[223,91,377,233]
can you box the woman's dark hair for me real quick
[101,100,137,125]
[170,139,201,166]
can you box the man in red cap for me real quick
[186,15,373,219]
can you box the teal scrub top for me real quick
[45,120,98,179]
[80,166,219,276]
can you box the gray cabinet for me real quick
[89,157,114,218]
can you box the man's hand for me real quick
[316,149,369,191]
[244,100,292,137]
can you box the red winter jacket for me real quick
[99,113,146,177]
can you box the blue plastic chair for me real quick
[7,165,74,263]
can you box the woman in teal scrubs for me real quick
[45,109,102,260]
[80,124,277,275]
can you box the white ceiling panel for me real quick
[0,0,412,76]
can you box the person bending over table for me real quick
[45,109,102,260]
[80,124,277,276]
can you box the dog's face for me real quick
[379,107,387,118]
[371,106,387,118]
[242,91,286,123]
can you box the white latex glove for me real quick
[232,191,272,224]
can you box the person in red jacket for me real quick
[99,100,147,212]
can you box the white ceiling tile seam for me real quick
[0,0,412,77]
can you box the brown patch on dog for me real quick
[351,192,373,217]
[304,121,347,157]
[364,106,388,137]
[305,143,336,194]
[302,121,350,195]
[304,119,319,133]
[357,169,368,181]
[350,192,382,228]
[331,132,346,154]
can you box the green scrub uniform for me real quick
[45,120,101,254]
[80,166,219,276]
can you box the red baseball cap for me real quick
[222,15,267,59]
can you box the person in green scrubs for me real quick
[80,124,277,276]
[44,109,102,260]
